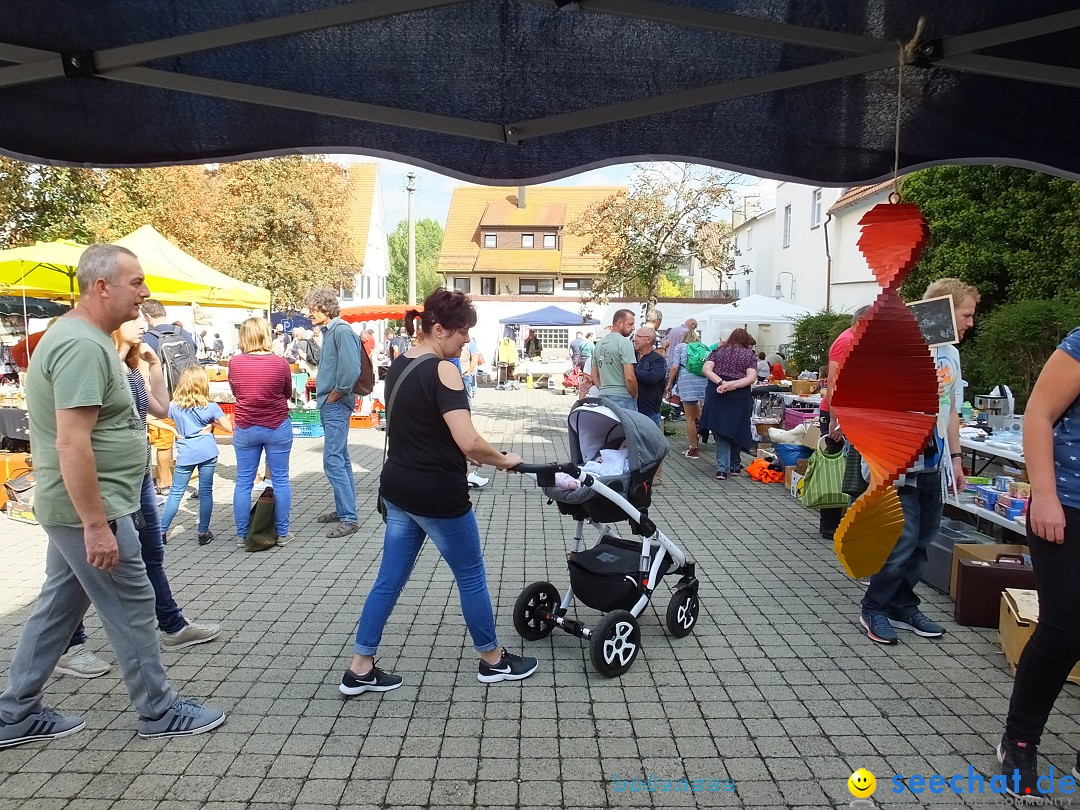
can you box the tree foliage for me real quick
[900,166,1080,311]
[961,297,1080,410]
[2,156,357,309]
[386,218,444,305]
[789,311,852,376]
[570,164,739,309]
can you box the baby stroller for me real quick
[512,398,700,677]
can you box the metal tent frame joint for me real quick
[61,51,96,79]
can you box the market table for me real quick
[961,435,1024,476]
[0,407,29,441]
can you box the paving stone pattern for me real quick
[1,386,1078,809]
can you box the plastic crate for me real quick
[350,413,377,429]
[289,409,322,424]
[291,421,325,438]
[217,401,235,417]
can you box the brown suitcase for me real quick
[954,554,1035,628]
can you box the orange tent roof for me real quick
[340,304,423,322]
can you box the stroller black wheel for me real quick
[589,610,640,677]
[665,589,699,638]
[513,582,561,641]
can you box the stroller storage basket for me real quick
[568,541,642,612]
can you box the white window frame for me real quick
[811,188,823,228]
[483,232,497,248]
[521,233,534,248]
[782,204,792,248]
[543,233,557,249]
[746,226,752,251]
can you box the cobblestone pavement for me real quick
[2,386,1078,810]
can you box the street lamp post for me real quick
[774,271,795,300]
[406,172,417,306]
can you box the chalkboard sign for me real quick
[907,295,959,346]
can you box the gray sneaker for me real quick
[160,622,221,651]
[137,698,226,739]
[0,707,85,749]
[54,644,111,679]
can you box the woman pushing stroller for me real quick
[339,289,537,696]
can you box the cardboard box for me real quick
[790,471,804,498]
[1000,589,1080,685]
[801,424,822,449]
[950,543,1027,599]
[795,458,809,475]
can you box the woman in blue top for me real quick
[160,365,232,545]
[999,327,1080,796]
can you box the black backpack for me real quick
[152,328,201,394]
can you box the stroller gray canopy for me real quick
[569,398,668,472]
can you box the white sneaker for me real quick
[54,645,111,679]
[467,472,489,489]
[160,622,222,651]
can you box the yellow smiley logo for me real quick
[848,768,876,798]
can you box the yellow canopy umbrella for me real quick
[114,225,270,310]
[0,228,271,310]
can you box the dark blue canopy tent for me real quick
[499,305,599,327]
[0,296,69,318]
[1,3,1079,184]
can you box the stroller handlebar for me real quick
[511,461,581,478]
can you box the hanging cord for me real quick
[891,17,927,202]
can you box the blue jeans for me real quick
[70,472,186,645]
[320,399,357,524]
[354,500,498,656]
[161,459,218,534]
[462,373,476,400]
[604,395,637,412]
[714,437,743,474]
[643,412,661,428]
[233,418,294,537]
[862,470,943,616]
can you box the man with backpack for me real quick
[141,300,201,395]
[305,286,363,539]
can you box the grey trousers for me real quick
[0,515,179,723]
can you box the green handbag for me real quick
[799,442,848,510]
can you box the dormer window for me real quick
[484,233,497,248]
[521,233,534,248]
[543,234,557,249]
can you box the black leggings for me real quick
[1005,503,1080,744]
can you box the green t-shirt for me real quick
[26,317,147,527]
[579,341,594,359]
[594,330,636,398]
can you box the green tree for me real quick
[789,311,852,376]
[962,297,1080,410]
[0,157,103,248]
[570,164,738,310]
[900,166,1080,311]
[386,218,444,305]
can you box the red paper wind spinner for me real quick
[832,201,939,578]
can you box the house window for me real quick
[453,277,471,294]
[521,233,534,248]
[811,188,823,228]
[543,234,557,249]
[746,226,752,251]
[533,327,570,352]
[481,277,496,295]
[483,233,497,248]
[563,277,594,291]
[520,278,554,295]
[340,284,354,301]
[782,204,792,247]
[746,279,751,297]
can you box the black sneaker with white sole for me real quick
[339,665,403,696]
[477,649,538,683]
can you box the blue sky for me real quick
[336,156,777,231]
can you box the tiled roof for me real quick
[343,163,377,269]
[827,180,892,214]
[438,185,625,276]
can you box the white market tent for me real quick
[690,294,814,347]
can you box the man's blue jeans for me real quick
[233,418,294,537]
[320,399,357,524]
[462,373,476,400]
[862,470,943,616]
[354,500,498,656]
[161,459,217,535]
[604,395,637,412]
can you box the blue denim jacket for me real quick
[314,318,362,409]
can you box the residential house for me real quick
[341,163,390,305]
[826,181,892,313]
[693,198,776,301]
